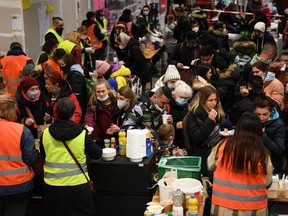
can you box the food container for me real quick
[102,148,116,161]
[146,204,164,214]
[158,156,202,180]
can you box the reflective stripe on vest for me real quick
[43,130,88,186]
[213,178,267,202]
[58,40,76,54]
[213,188,267,202]
[45,166,88,178]
[212,141,267,210]
[0,120,34,186]
[0,154,22,161]
[0,55,32,95]
[45,28,64,43]
[87,23,103,50]
[96,18,108,41]
[45,161,86,169]
[0,167,30,176]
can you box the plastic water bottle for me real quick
[173,189,184,216]
[118,130,126,156]
[187,194,198,216]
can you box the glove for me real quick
[85,125,94,135]
[85,47,95,54]
[101,29,107,34]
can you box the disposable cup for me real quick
[162,114,171,124]
[104,139,110,148]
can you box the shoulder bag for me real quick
[62,140,96,197]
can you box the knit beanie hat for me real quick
[254,22,266,32]
[20,77,38,94]
[163,65,180,83]
[96,60,111,75]
[108,78,118,92]
[22,64,36,77]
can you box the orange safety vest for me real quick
[42,58,64,77]
[87,23,103,50]
[212,141,268,210]
[0,55,32,95]
[0,119,34,186]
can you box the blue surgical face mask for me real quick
[27,90,40,100]
[97,94,109,102]
[175,98,188,106]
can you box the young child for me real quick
[157,124,175,151]
[156,124,187,158]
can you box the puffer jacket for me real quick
[262,108,286,174]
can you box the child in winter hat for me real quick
[95,60,111,75]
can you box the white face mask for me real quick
[117,100,128,109]
[154,98,163,112]
[192,27,199,32]
[143,11,149,16]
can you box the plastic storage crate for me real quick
[158,156,202,180]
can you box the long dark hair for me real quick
[220,113,269,174]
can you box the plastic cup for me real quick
[162,114,171,124]
[104,139,110,148]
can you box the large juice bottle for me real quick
[118,131,126,156]
[186,194,198,216]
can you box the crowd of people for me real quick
[0,1,288,215]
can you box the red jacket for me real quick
[47,81,82,125]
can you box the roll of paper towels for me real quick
[127,129,146,162]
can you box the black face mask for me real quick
[56,28,64,36]
[61,65,69,72]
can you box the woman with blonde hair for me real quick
[58,31,83,66]
[183,85,225,181]
[0,94,38,216]
[84,78,119,148]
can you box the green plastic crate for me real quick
[158,156,202,180]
